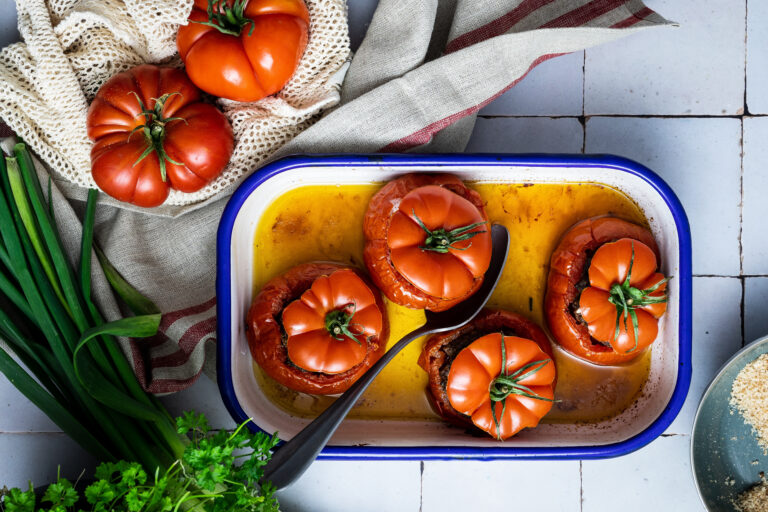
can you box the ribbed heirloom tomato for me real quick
[247,263,389,395]
[177,0,310,102]
[419,309,556,439]
[579,238,667,354]
[545,216,668,365]
[87,65,234,207]
[364,174,491,312]
[447,333,556,440]
[282,269,384,374]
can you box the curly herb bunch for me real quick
[0,413,281,512]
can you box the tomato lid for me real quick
[386,185,491,300]
[446,333,556,440]
[282,269,383,374]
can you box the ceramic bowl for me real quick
[692,336,768,510]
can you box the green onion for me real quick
[0,142,186,472]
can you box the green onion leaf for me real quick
[95,245,161,316]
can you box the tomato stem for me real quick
[605,241,669,352]
[324,302,363,345]
[190,0,255,37]
[128,92,186,182]
[410,209,486,254]
[488,335,556,440]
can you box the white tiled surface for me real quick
[585,0,746,115]
[582,435,698,511]
[666,277,741,436]
[742,116,768,274]
[422,460,580,511]
[585,117,742,276]
[745,278,768,343]
[278,461,421,512]
[746,0,768,114]
[466,116,584,153]
[479,51,586,117]
[2,0,767,510]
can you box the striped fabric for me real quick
[131,298,217,393]
[3,0,671,394]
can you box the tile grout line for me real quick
[477,113,768,120]
[741,0,749,348]
[581,49,586,118]
[693,274,765,278]
[744,0,750,115]
[419,461,424,512]
[579,460,584,512]
[0,431,69,435]
[580,51,587,154]
[741,277,747,348]
[739,114,746,347]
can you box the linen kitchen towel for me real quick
[0,0,672,392]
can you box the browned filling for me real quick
[566,247,612,349]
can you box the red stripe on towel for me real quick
[541,0,625,27]
[158,296,216,331]
[610,6,653,28]
[446,0,556,53]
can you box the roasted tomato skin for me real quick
[544,216,660,366]
[418,308,554,432]
[247,262,389,395]
[363,173,491,312]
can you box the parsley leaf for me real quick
[1,413,281,512]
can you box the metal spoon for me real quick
[262,224,510,490]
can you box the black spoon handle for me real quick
[262,323,433,490]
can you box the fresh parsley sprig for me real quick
[0,412,281,512]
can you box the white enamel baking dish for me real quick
[216,154,692,460]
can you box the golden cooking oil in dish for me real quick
[252,182,652,423]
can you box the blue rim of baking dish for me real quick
[216,153,693,461]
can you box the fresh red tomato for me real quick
[447,333,556,440]
[419,308,555,436]
[282,268,384,374]
[247,262,389,395]
[544,217,663,365]
[86,65,233,207]
[364,174,491,312]
[578,238,667,354]
[177,0,310,102]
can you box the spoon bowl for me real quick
[262,224,510,490]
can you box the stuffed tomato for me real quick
[363,173,491,312]
[418,309,556,440]
[247,262,389,394]
[545,216,668,366]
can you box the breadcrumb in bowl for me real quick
[735,473,768,512]
[731,354,768,455]
[692,337,768,511]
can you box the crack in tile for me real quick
[478,113,768,120]
[739,116,746,346]
[744,0,750,115]
[419,461,424,512]
[579,460,584,512]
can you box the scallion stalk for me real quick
[0,142,188,474]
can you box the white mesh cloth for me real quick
[0,0,351,206]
